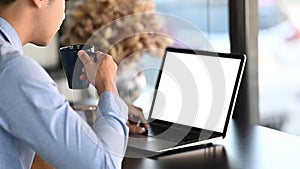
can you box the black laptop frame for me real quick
[148,47,246,139]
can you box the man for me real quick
[0,0,146,168]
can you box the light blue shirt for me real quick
[0,17,129,169]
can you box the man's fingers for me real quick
[127,104,149,130]
[80,74,87,80]
[138,111,148,123]
[133,106,148,129]
[128,125,146,134]
[137,113,149,129]
[78,50,92,65]
[140,122,149,130]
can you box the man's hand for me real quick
[127,104,149,134]
[78,50,118,96]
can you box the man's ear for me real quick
[31,0,44,8]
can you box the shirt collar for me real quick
[0,17,23,54]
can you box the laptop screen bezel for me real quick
[148,47,246,138]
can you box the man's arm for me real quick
[0,54,128,169]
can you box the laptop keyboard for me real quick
[143,124,212,145]
[145,124,167,136]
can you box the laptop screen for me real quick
[150,48,245,133]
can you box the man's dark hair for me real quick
[0,0,16,6]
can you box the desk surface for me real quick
[122,120,300,169]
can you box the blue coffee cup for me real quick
[59,45,96,89]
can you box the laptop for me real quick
[127,47,246,153]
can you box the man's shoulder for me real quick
[0,42,50,82]
[0,41,23,68]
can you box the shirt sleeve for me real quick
[0,56,129,169]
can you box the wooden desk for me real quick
[123,120,300,169]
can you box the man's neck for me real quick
[0,2,34,46]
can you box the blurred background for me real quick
[23,0,300,136]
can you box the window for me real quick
[133,0,231,115]
[258,0,300,136]
[153,0,230,53]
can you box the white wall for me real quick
[23,34,60,69]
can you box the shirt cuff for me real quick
[97,91,128,122]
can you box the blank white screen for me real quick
[151,51,241,132]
